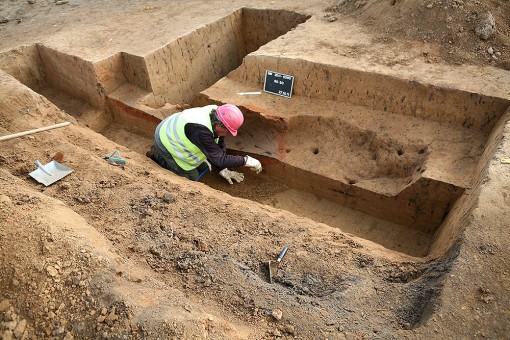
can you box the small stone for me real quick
[197,240,208,252]
[13,319,27,338]
[28,0,36,4]
[0,17,9,24]
[475,12,496,40]
[162,192,176,203]
[0,299,11,312]
[71,275,81,285]
[2,330,13,340]
[55,326,66,335]
[272,329,282,336]
[402,322,412,329]
[0,194,11,204]
[3,321,17,331]
[283,324,296,335]
[426,3,433,8]
[47,266,59,277]
[323,14,337,22]
[488,47,494,55]
[105,310,119,326]
[55,0,69,4]
[271,308,283,320]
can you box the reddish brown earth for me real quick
[0,0,509,339]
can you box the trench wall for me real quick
[36,45,105,109]
[106,84,160,136]
[230,55,509,133]
[429,106,510,257]
[95,53,128,96]
[144,10,244,107]
[0,44,125,112]
[0,45,46,90]
[103,8,308,127]
[258,157,463,234]
[242,8,310,55]
[121,52,151,93]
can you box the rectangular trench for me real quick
[195,56,510,257]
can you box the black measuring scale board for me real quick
[263,70,294,98]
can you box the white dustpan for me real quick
[29,160,73,186]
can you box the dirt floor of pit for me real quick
[1,1,510,339]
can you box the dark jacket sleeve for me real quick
[185,123,244,169]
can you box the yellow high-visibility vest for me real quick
[159,105,219,170]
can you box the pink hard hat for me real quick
[216,104,244,136]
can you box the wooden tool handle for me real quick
[0,122,71,141]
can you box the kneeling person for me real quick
[147,104,262,183]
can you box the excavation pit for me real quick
[198,102,477,257]
[1,8,509,260]
[193,55,510,258]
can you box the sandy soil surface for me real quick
[1,0,509,339]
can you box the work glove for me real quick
[244,156,262,174]
[219,168,244,185]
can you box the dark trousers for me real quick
[146,145,208,181]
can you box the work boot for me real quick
[146,145,157,159]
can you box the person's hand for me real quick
[219,168,244,185]
[244,156,262,174]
